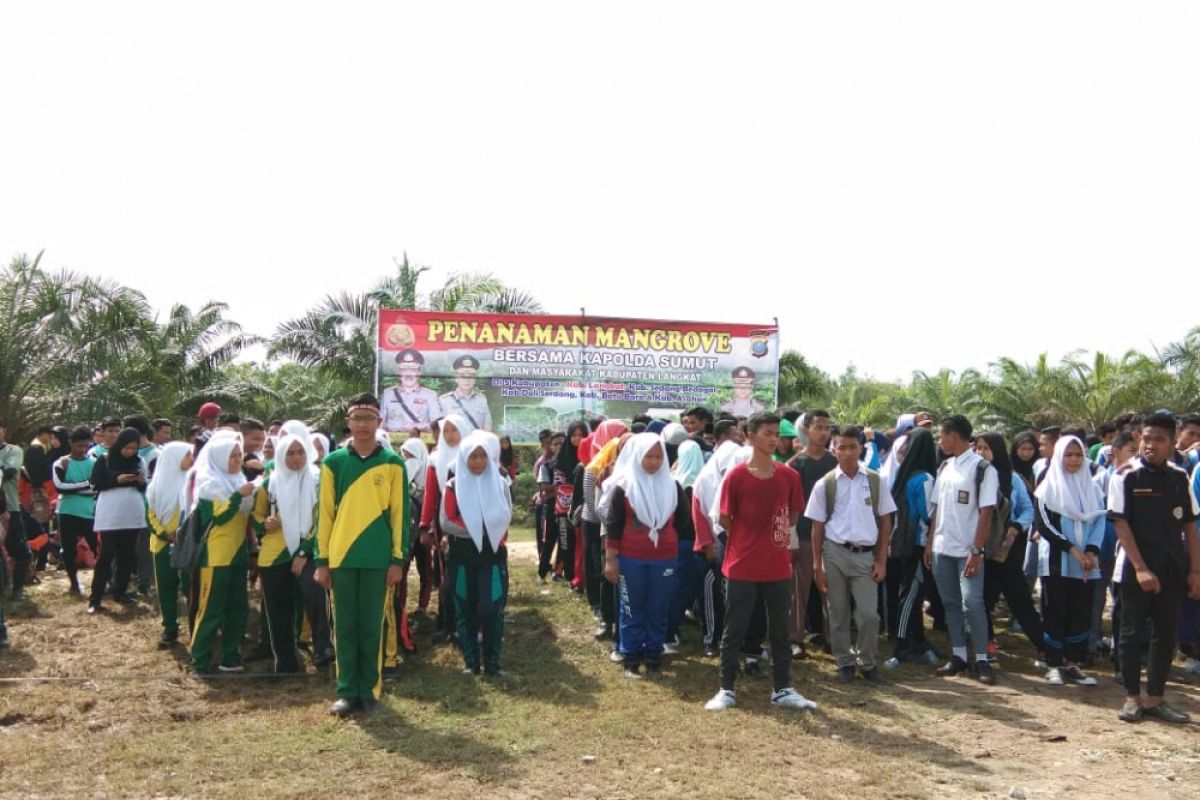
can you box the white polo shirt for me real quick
[804,465,897,547]
[930,449,998,558]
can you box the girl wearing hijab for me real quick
[602,433,693,678]
[1034,435,1105,686]
[691,441,745,656]
[400,437,433,617]
[87,428,149,614]
[883,428,940,667]
[551,421,588,590]
[252,431,326,674]
[665,438,705,651]
[382,437,430,668]
[975,433,1045,661]
[1010,430,1042,594]
[419,413,476,641]
[441,430,512,677]
[146,442,194,646]
[581,420,630,645]
[188,430,257,674]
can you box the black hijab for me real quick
[101,428,144,478]
[978,432,1014,502]
[891,427,938,503]
[1010,430,1038,486]
[555,421,588,476]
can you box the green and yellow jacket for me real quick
[315,445,408,570]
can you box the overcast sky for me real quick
[4,2,1197,382]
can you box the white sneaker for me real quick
[1045,667,1064,686]
[883,657,901,670]
[1182,658,1200,675]
[609,649,624,663]
[705,689,737,711]
[771,688,818,710]
[1034,657,1050,670]
[662,642,679,655]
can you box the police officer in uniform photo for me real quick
[381,349,443,433]
[720,365,765,417]
[439,354,492,431]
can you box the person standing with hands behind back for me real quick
[313,394,409,718]
[704,412,814,712]
[1109,413,1200,723]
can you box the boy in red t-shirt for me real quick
[705,412,817,712]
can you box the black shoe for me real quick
[10,588,25,602]
[861,667,886,684]
[791,643,808,660]
[68,584,82,597]
[360,697,379,716]
[1143,702,1191,724]
[218,659,246,673]
[115,595,137,607]
[835,666,856,683]
[158,630,179,650]
[86,603,102,615]
[975,661,997,685]
[744,658,764,679]
[313,649,336,668]
[382,665,402,681]
[330,697,360,717]
[0,633,9,649]
[484,668,509,680]
[936,656,970,677]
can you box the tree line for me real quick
[5,250,1197,439]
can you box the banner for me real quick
[376,310,779,442]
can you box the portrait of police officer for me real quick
[380,349,443,433]
[719,366,765,416]
[439,354,492,431]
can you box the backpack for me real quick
[169,509,212,572]
[824,468,888,552]
[937,458,1011,563]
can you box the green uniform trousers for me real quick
[153,547,181,635]
[190,565,248,671]
[331,567,389,700]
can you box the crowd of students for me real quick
[532,406,1200,722]
[2,399,1199,725]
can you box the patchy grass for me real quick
[1,529,1198,799]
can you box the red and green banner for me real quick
[376,310,779,442]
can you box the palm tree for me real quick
[777,350,832,408]
[0,252,153,435]
[270,254,542,387]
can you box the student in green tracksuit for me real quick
[313,393,408,717]
[145,441,194,648]
[188,430,256,675]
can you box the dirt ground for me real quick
[0,540,1197,800]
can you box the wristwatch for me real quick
[970,547,985,557]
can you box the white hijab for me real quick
[880,434,908,491]
[192,430,248,511]
[602,432,677,548]
[692,440,742,521]
[269,432,319,554]
[310,432,330,463]
[453,430,511,552]
[1035,435,1106,525]
[708,445,754,532]
[401,437,429,492]
[432,413,476,491]
[375,429,395,453]
[146,441,192,525]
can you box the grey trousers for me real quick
[822,542,881,670]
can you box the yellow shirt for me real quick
[146,507,181,555]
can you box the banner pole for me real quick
[580,306,587,421]
[373,300,381,398]
[773,316,780,409]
